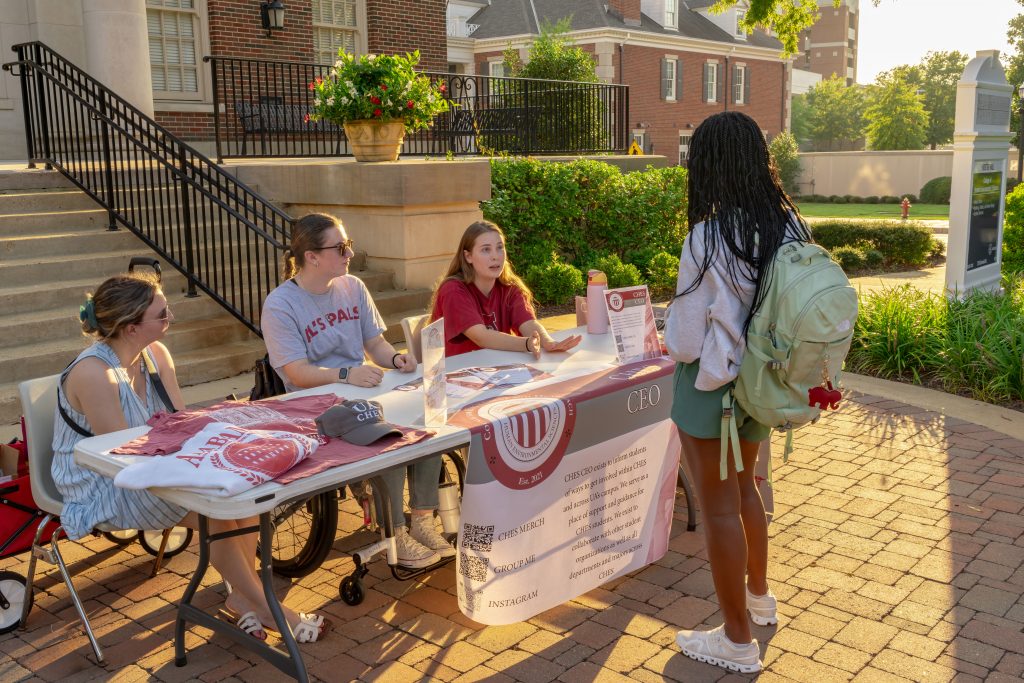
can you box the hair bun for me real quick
[79,298,99,330]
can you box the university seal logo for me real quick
[474,396,576,490]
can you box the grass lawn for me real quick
[797,202,950,220]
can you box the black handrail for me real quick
[3,42,290,337]
[205,55,630,161]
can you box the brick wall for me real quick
[156,111,214,141]
[208,0,314,61]
[365,0,447,71]
[619,45,786,163]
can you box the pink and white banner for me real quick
[450,359,680,625]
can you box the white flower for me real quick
[314,97,321,106]
[326,96,335,106]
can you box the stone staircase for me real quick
[0,168,432,426]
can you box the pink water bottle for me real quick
[587,270,609,334]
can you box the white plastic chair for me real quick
[17,375,183,663]
[400,313,429,364]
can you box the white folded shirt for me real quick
[113,422,318,497]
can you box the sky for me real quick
[856,0,1019,84]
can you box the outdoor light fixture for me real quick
[260,0,285,37]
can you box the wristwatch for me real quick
[338,367,349,383]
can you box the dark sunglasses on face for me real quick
[313,238,354,256]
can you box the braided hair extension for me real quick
[679,111,812,334]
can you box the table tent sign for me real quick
[451,286,679,624]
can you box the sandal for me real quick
[233,610,268,641]
[292,613,331,643]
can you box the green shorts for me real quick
[670,361,770,443]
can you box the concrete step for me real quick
[370,287,432,321]
[0,208,111,236]
[0,169,73,191]
[0,227,143,261]
[0,188,102,214]
[381,306,432,344]
[0,313,257,385]
[0,337,267,425]
[0,249,160,288]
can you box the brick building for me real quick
[795,0,859,85]
[464,0,792,164]
[0,0,448,158]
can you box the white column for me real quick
[82,0,154,117]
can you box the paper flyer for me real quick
[421,317,447,427]
[603,285,662,364]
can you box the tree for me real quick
[1005,0,1024,146]
[713,0,884,56]
[803,76,866,151]
[879,51,968,149]
[789,93,811,148]
[768,131,801,194]
[864,74,929,150]
[500,18,604,152]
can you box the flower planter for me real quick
[343,119,406,162]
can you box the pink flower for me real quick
[406,100,415,109]
[373,108,383,117]
[439,83,447,94]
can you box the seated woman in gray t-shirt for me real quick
[261,213,453,569]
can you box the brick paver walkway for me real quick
[1,389,1022,682]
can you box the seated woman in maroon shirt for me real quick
[429,220,582,357]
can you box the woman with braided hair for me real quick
[666,112,813,673]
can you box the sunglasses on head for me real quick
[313,238,354,256]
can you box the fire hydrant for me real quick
[901,197,911,220]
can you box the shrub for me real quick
[863,248,884,269]
[864,195,880,204]
[919,176,952,204]
[929,238,946,260]
[831,245,866,271]
[768,131,801,195]
[524,257,584,305]
[484,158,687,271]
[881,195,900,204]
[843,194,857,203]
[903,193,919,204]
[811,219,934,267]
[591,253,643,289]
[1003,182,1024,272]
[810,194,827,203]
[646,251,681,299]
[832,196,848,204]
[828,194,843,203]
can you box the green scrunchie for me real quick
[79,299,98,328]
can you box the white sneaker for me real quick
[410,514,456,558]
[675,625,762,674]
[395,526,440,568]
[746,586,778,626]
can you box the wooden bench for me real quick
[234,102,342,155]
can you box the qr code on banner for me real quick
[459,552,489,582]
[461,523,494,552]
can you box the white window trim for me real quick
[678,130,692,166]
[735,9,747,38]
[734,62,747,105]
[312,0,367,61]
[665,57,678,102]
[705,61,719,104]
[488,59,506,77]
[665,4,678,29]
[147,0,212,105]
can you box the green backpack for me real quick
[721,241,858,479]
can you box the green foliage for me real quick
[849,280,1024,403]
[713,0,836,56]
[865,196,880,204]
[1003,182,1024,272]
[646,252,681,299]
[483,158,688,272]
[811,219,935,267]
[831,245,866,271]
[804,76,867,151]
[919,176,952,204]
[863,248,885,269]
[524,257,585,305]
[789,94,811,148]
[309,51,450,132]
[768,131,801,195]
[500,19,604,152]
[878,51,967,149]
[592,254,643,289]
[865,74,929,150]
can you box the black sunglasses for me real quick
[313,238,354,256]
